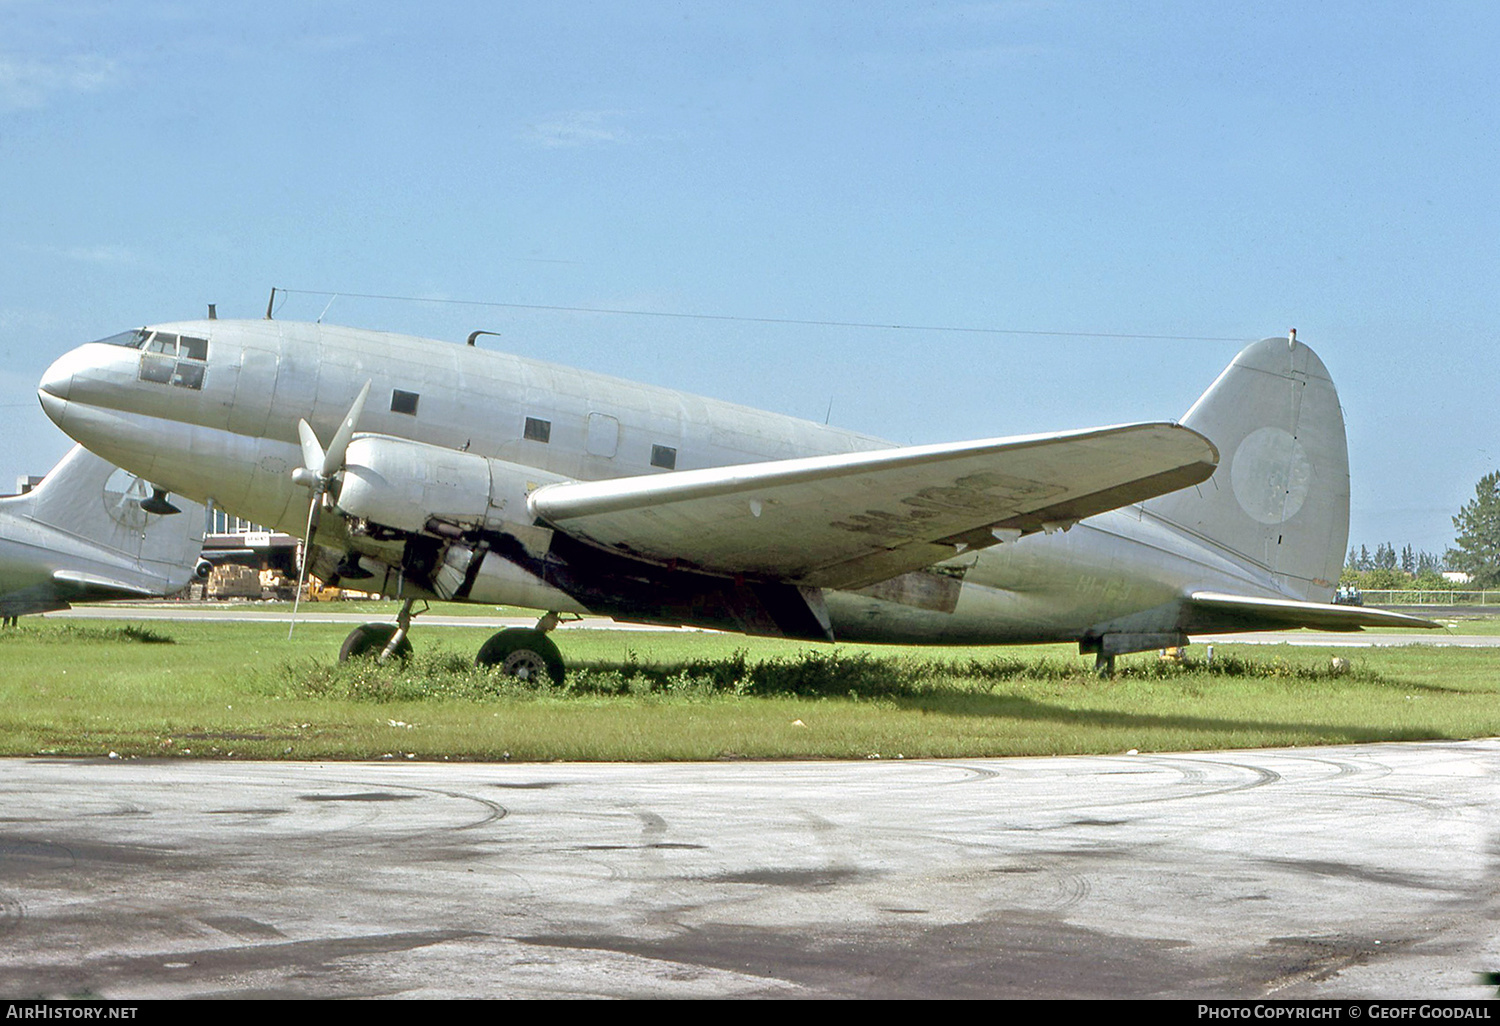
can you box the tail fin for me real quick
[4,444,205,590]
[1144,335,1348,602]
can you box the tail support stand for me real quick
[380,598,417,663]
[1095,652,1116,677]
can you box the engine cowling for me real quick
[333,434,587,613]
[335,434,565,534]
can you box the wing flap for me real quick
[530,422,1217,589]
[1188,591,1442,632]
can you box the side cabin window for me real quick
[137,331,208,391]
[523,417,551,443]
[650,444,677,470]
[391,389,419,415]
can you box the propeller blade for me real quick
[289,492,319,639]
[323,380,372,477]
[306,494,323,546]
[297,419,325,479]
[290,380,369,639]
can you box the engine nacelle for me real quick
[431,542,588,612]
[336,434,566,535]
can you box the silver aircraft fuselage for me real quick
[38,319,1315,646]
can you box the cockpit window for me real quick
[93,329,149,349]
[172,362,206,389]
[137,331,209,391]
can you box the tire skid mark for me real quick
[281,777,510,849]
[318,777,510,831]
[928,763,1004,785]
[1048,873,1092,912]
[1260,751,1396,786]
[623,808,704,930]
[1293,756,1376,781]
[1292,788,1461,816]
[1082,757,1282,810]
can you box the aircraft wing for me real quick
[1187,592,1442,632]
[530,422,1217,591]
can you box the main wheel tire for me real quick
[339,623,413,662]
[476,628,565,683]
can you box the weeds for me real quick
[4,618,1496,759]
[263,647,1387,703]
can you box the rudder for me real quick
[1143,335,1349,602]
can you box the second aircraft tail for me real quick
[4,444,205,593]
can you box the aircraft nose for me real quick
[37,348,92,431]
[39,350,77,404]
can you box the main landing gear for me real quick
[339,598,418,662]
[475,625,565,683]
[338,604,568,684]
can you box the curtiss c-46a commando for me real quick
[37,316,1435,675]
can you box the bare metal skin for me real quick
[38,320,1434,669]
[0,444,204,619]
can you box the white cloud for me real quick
[21,243,143,266]
[62,244,140,264]
[525,109,637,149]
[0,54,120,111]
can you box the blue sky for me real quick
[3,1,1496,555]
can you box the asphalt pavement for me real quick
[0,741,1495,999]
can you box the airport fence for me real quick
[1360,590,1500,606]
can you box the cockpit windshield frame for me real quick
[129,330,210,391]
[94,329,150,349]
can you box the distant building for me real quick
[202,504,299,576]
[1442,571,1473,584]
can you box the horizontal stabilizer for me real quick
[51,569,163,600]
[1188,591,1442,632]
[531,422,1217,590]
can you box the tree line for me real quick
[1341,543,1452,589]
[1341,471,1500,589]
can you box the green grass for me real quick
[1417,612,1500,635]
[1,617,1497,761]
